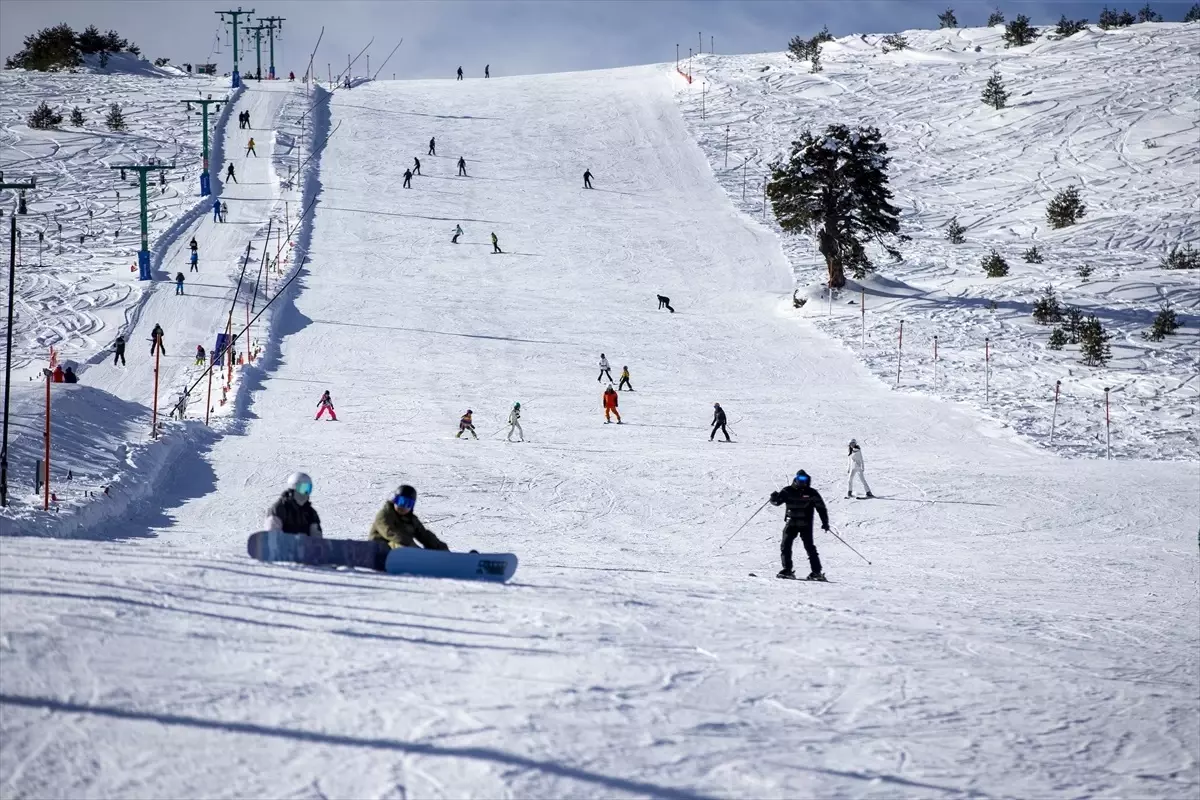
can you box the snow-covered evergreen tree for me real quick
[1046,185,1086,228]
[1185,4,1200,22]
[1136,3,1163,22]
[1004,14,1040,47]
[1023,245,1045,264]
[938,8,958,27]
[982,249,1009,277]
[1032,285,1062,323]
[1079,315,1112,366]
[1055,15,1089,36]
[987,9,1006,26]
[946,216,966,244]
[105,102,126,131]
[27,101,62,129]
[881,33,909,52]
[981,70,1008,109]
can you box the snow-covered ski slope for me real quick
[2,62,1198,799]
[680,23,1199,460]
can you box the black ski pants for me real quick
[710,422,730,441]
[618,376,632,391]
[403,175,412,188]
[458,164,467,176]
[597,368,612,382]
[113,350,125,366]
[782,522,821,575]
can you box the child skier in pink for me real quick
[315,390,338,421]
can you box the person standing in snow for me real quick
[264,472,323,537]
[710,402,731,442]
[150,324,166,356]
[225,164,237,183]
[456,66,464,80]
[603,384,621,424]
[485,64,490,78]
[315,390,338,421]
[618,365,633,391]
[212,197,223,221]
[597,353,613,383]
[491,231,502,253]
[175,272,185,295]
[428,137,436,156]
[451,223,464,244]
[113,335,126,366]
[457,156,468,176]
[403,168,413,189]
[246,137,257,157]
[413,157,421,176]
[220,201,229,222]
[583,169,593,189]
[195,345,206,365]
[369,485,449,550]
[456,409,478,439]
[507,402,524,442]
[289,71,295,81]
[190,249,198,272]
[769,470,829,581]
[189,237,198,254]
[846,439,875,498]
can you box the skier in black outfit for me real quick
[457,156,467,176]
[456,66,464,80]
[769,470,829,581]
[428,137,436,156]
[225,164,237,183]
[113,335,126,366]
[403,169,413,189]
[583,169,593,189]
[710,402,731,442]
[413,157,421,176]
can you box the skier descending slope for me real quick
[597,353,613,382]
[369,485,449,550]
[265,472,324,537]
[507,402,524,442]
[847,439,875,498]
[603,385,621,424]
[456,409,478,439]
[710,402,731,442]
[769,470,830,581]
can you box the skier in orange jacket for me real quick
[603,385,621,424]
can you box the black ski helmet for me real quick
[793,470,811,485]
[393,484,417,510]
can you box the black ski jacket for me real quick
[267,490,322,535]
[770,484,829,531]
[712,406,727,425]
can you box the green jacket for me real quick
[368,502,449,550]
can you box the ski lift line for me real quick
[371,38,403,81]
[303,25,324,90]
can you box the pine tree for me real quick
[1032,285,1062,323]
[815,25,834,43]
[1004,14,1041,47]
[1055,15,1088,36]
[767,124,902,288]
[1063,307,1085,343]
[70,106,84,126]
[1118,9,1137,25]
[1145,304,1180,341]
[1077,263,1094,279]
[1046,185,1085,228]
[1023,245,1045,263]
[27,101,63,129]
[1099,6,1121,28]
[946,216,966,244]
[981,70,1008,109]
[987,9,1006,26]
[1135,3,1161,22]
[1048,327,1068,350]
[810,44,823,73]
[4,23,81,71]
[982,249,1009,277]
[1160,243,1199,269]
[105,102,126,131]
[882,33,909,52]
[1186,4,1200,23]
[787,35,810,61]
[938,8,958,27]
[1079,315,1112,366]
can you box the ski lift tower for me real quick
[110,163,176,280]
[260,16,285,79]
[180,96,224,196]
[244,24,267,81]
[216,7,255,88]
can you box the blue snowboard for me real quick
[247,531,389,570]
[384,547,518,583]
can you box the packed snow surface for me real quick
[2,40,1199,800]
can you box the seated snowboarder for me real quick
[368,485,449,550]
[264,472,323,537]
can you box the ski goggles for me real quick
[793,474,810,484]
[295,481,313,495]
[393,494,416,511]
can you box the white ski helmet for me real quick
[848,439,858,448]
[287,471,313,502]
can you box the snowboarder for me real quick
[603,385,621,424]
[597,353,613,383]
[220,201,228,222]
[246,137,257,157]
[710,402,731,442]
[212,197,222,221]
[491,231,502,254]
[618,365,633,391]
[485,64,490,78]
[456,66,464,80]
[190,249,198,272]
[451,223,464,244]
[769,470,830,581]
[457,156,467,176]
[225,164,237,183]
[264,472,323,537]
[195,345,206,365]
[657,294,674,312]
[413,157,421,176]
[456,409,478,439]
[315,390,338,421]
[150,324,166,356]
[507,402,524,442]
[583,169,593,189]
[403,168,413,189]
[847,439,875,498]
[175,272,185,295]
[368,485,449,550]
[428,137,436,156]
[113,335,126,366]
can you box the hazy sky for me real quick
[2,1,1195,79]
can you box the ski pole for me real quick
[719,500,769,549]
[828,526,871,565]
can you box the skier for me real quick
[485,64,490,78]
[225,164,237,183]
[315,390,338,421]
[368,485,449,550]
[618,365,633,391]
[657,294,674,312]
[583,169,593,189]
[195,345,206,365]
[220,201,229,223]
[189,237,198,254]
[113,335,126,366]
[456,66,463,80]
[403,168,413,189]
[212,197,222,221]
[451,223,464,244]
[769,470,830,581]
[244,111,251,128]
[457,156,467,176]
[710,402,731,442]
[190,249,198,272]
[847,439,875,499]
[413,157,421,176]
[603,385,621,424]
[597,353,613,383]
[456,409,478,439]
[264,472,323,537]
[246,137,257,157]
[507,402,524,442]
[150,323,166,356]
[175,271,185,295]
[491,231,502,254]
[289,71,295,81]
[428,137,436,156]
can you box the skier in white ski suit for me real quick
[597,353,613,383]
[847,439,874,498]
[507,402,524,442]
